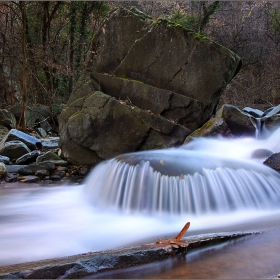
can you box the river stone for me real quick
[243,107,264,118]
[41,137,60,150]
[36,151,62,163]
[18,162,56,175]
[35,170,50,178]
[263,152,280,172]
[0,155,10,164]
[58,8,241,165]
[251,149,273,159]
[0,162,7,179]
[216,104,255,137]
[261,104,280,133]
[0,141,31,160]
[15,150,41,164]
[37,127,48,137]
[184,117,232,143]
[1,129,42,150]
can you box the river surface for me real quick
[1,129,280,277]
[0,183,280,279]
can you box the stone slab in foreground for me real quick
[0,231,260,279]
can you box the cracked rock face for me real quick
[59,8,242,165]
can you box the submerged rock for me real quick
[263,152,280,172]
[59,8,241,165]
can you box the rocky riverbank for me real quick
[2,103,280,185]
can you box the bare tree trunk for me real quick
[18,1,27,131]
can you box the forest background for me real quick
[0,1,279,129]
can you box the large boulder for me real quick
[59,8,242,165]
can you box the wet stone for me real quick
[50,174,62,181]
[18,175,40,183]
[35,170,50,178]
[0,155,10,164]
[16,150,41,165]
[5,173,18,182]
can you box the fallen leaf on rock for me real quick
[144,222,190,254]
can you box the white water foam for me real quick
[1,128,280,265]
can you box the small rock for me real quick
[7,165,28,173]
[263,152,280,171]
[50,174,62,181]
[0,140,31,160]
[79,166,89,176]
[56,170,66,177]
[57,166,68,171]
[36,151,62,163]
[37,127,48,137]
[5,173,18,182]
[16,150,41,164]
[35,170,50,178]
[0,155,10,164]
[41,137,59,150]
[18,175,40,183]
[18,162,56,175]
[251,149,273,159]
[0,162,7,179]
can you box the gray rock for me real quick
[6,165,28,173]
[32,105,53,133]
[0,162,7,178]
[0,140,31,160]
[15,150,41,164]
[35,170,50,178]
[216,104,255,137]
[184,117,232,143]
[261,104,280,133]
[8,105,36,128]
[243,107,264,118]
[58,8,241,165]
[0,155,10,164]
[59,91,189,165]
[1,129,42,150]
[41,137,59,150]
[251,149,273,159]
[0,109,16,129]
[37,127,48,137]
[263,152,280,172]
[18,162,56,175]
[36,151,62,163]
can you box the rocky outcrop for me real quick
[59,8,242,165]
[186,104,280,141]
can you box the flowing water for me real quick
[1,127,280,277]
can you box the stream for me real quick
[1,127,280,278]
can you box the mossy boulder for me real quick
[59,8,242,165]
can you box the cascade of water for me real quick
[84,146,280,215]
